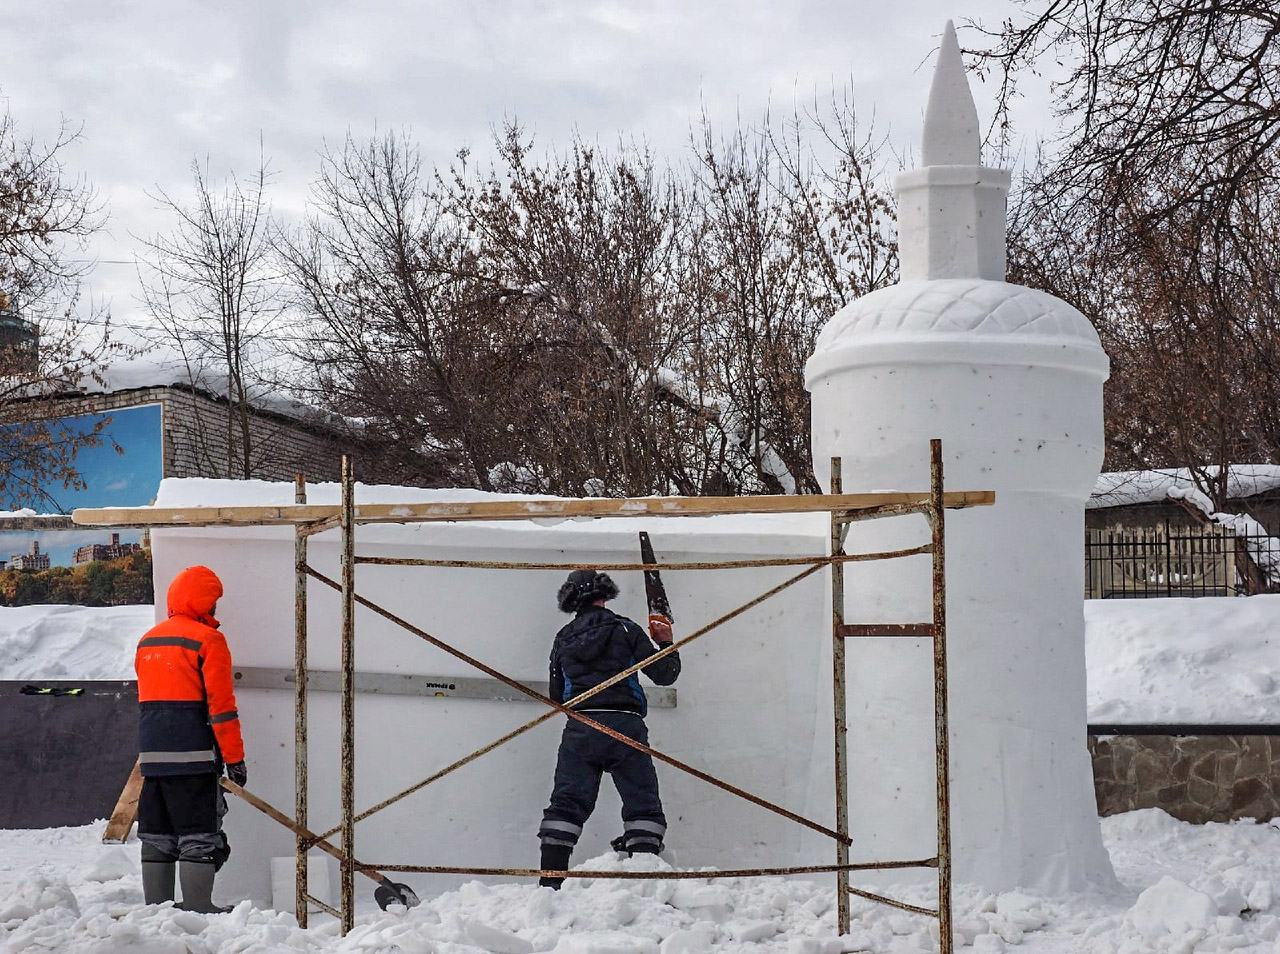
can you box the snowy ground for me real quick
[3,810,1280,953]
[5,598,1280,952]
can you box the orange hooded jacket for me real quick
[135,566,245,776]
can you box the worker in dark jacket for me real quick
[538,569,680,888]
[135,565,247,913]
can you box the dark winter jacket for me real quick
[135,566,244,777]
[549,606,680,717]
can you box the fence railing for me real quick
[1085,523,1280,598]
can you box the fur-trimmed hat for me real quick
[557,569,619,613]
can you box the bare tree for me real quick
[688,94,898,494]
[443,124,704,496]
[0,106,119,510]
[137,149,285,478]
[284,95,898,497]
[984,3,1280,537]
[279,130,498,488]
[973,0,1280,235]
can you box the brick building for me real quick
[72,532,144,566]
[7,541,50,571]
[45,370,449,488]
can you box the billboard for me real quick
[1,404,162,568]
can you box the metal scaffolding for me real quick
[74,439,991,950]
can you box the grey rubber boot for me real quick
[177,860,232,913]
[142,861,175,904]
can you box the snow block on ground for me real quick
[658,927,714,954]
[553,931,658,954]
[666,883,733,920]
[84,847,136,883]
[0,876,78,921]
[724,919,777,943]
[1129,876,1218,941]
[466,918,536,954]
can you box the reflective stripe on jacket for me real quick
[136,566,244,776]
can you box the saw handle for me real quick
[648,614,673,644]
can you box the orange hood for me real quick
[166,565,224,627]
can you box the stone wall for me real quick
[1089,733,1280,823]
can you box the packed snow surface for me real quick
[3,810,1280,953]
[0,605,153,680]
[5,598,1278,724]
[1084,595,1280,723]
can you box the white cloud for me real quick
[0,1,1057,325]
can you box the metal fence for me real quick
[1085,523,1280,598]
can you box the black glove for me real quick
[226,761,248,786]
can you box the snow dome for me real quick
[808,279,1109,378]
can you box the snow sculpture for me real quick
[805,22,1116,892]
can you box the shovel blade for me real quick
[374,881,421,910]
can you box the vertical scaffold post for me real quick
[830,456,850,935]
[929,439,954,954]
[294,474,309,927]
[340,457,356,934]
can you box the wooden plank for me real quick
[232,666,677,709]
[73,490,995,529]
[102,760,143,843]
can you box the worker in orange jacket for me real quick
[136,565,247,913]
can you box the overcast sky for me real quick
[0,1,1054,333]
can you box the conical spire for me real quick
[893,21,1010,281]
[922,21,980,165]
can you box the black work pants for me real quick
[540,711,666,854]
[137,773,230,868]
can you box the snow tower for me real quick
[805,22,1115,892]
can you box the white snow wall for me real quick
[151,502,835,906]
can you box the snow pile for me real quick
[1166,485,1280,587]
[5,812,1280,953]
[1085,594,1280,724]
[0,604,153,680]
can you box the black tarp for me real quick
[0,680,137,829]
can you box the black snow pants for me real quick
[539,710,666,854]
[137,773,231,869]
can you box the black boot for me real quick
[539,844,572,890]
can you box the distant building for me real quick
[0,292,39,375]
[72,532,144,566]
[38,357,449,487]
[9,540,50,571]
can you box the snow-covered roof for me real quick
[72,354,346,431]
[1090,466,1280,508]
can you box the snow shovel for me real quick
[220,778,421,910]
